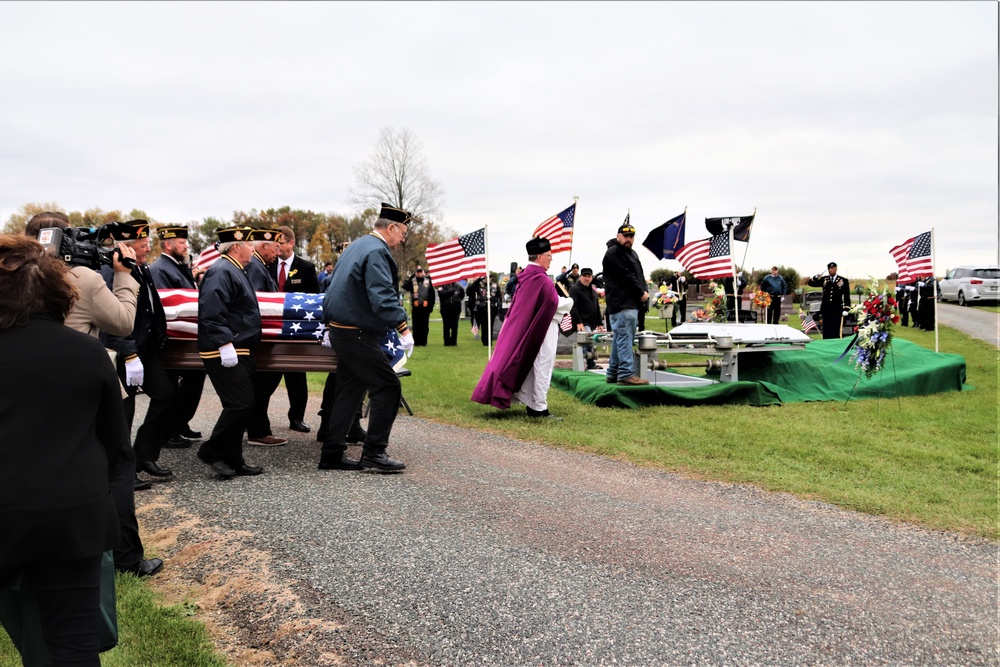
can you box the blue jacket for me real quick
[323,233,408,334]
[197,254,261,356]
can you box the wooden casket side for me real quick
[160,339,338,373]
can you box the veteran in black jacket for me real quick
[149,225,206,448]
[569,267,604,370]
[101,221,176,479]
[267,225,318,433]
[196,226,263,479]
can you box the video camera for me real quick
[37,223,137,271]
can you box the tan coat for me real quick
[64,266,139,338]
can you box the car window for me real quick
[974,269,1000,279]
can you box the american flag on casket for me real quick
[158,289,408,371]
[159,289,327,341]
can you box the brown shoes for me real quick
[247,435,288,447]
[617,375,649,386]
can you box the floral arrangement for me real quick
[652,285,679,309]
[704,282,728,323]
[847,278,899,379]
[752,290,771,310]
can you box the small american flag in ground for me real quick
[159,289,326,341]
[675,233,733,280]
[532,204,576,255]
[425,228,486,286]
[801,312,819,334]
[890,231,933,283]
[559,312,574,336]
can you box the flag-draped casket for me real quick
[157,289,337,372]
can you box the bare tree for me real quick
[349,127,443,222]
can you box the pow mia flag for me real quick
[705,212,755,242]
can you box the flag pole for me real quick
[931,227,938,353]
[737,207,755,276]
[730,224,739,323]
[566,195,579,269]
[485,224,493,360]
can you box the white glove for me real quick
[321,330,331,348]
[125,357,144,386]
[399,331,415,357]
[219,343,238,368]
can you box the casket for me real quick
[160,339,337,372]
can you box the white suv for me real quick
[939,266,1000,306]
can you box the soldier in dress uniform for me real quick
[807,261,852,339]
[149,225,205,448]
[101,221,176,480]
[196,226,264,479]
[401,266,435,346]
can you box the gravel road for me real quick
[135,381,998,666]
[936,303,999,348]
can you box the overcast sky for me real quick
[1,1,996,280]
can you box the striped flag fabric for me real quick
[532,204,576,255]
[674,233,733,280]
[425,228,487,286]
[193,243,221,271]
[559,312,574,336]
[890,231,933,283]
[801,312,819,335]
[158,289,326,341]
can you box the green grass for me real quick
[1,571,225,666]
[307,314,998,540]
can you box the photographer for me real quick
[27,213,163,579]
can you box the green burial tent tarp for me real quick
[551,338,967,408]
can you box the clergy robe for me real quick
[471,263,559,409]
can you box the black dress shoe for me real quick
[118,558,163,577]
[235,464,264,476]
[164,436,192,449]
[178,426,202,440]
[318,453,362,471]
[289,420,311,433]
[197,452,236,478]
[346,426,368,444]
[359,452,406,472]
[526,407,563,421]
[139,460,173,477]
[134,476,153,491]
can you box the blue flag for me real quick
[641,212,686,260]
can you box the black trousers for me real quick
[475,309,491,346]
[109,444,144,571]
[283,372,308,422]
[123,353,175,464]
[165,369,205,435]
[322,329,400,458]
[316,372,365,443]
[820,308,844,339]
[246,371,282,438]
[1,555,103,666]
[411,306,432,346]
[441,307,460,346]
[766,297,782,324]
[200,355,255,469]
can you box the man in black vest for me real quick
[149,225,205,448]
[402,266,435,346]
[267,225,319,433]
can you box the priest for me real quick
[471,236,574,420]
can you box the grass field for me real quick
[3,312,996,665]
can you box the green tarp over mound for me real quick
[551,338,967,408]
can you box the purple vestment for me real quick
[471,263,558,409]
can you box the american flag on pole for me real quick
[159,289,327,341]
[674,233,733,280]
[425,228,486,286]
[532,204,576,255]
[800,312,819,335]
[890,231,933,283]
[193,243,221,271]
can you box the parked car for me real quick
[938,266,1000,306]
